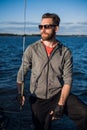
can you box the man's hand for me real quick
[17,94,25,106]
[50,104,64,120]
[17,82,25,106]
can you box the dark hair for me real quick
[42,13,60,26]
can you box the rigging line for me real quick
[22,0,27,81]
[18,1,27,130]
[21,0,27,98]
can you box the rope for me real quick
[0,109,29,114]
[0,109,21,114]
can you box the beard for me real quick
[41,30,55,41]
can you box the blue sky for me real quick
[0,0,87,35]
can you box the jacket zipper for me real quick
[45,44,61,98]
[46,57,49,99]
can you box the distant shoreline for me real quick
[0,33,87,37]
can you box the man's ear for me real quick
[55,26,59,32]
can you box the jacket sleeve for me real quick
[17,46,32,83]
[63,48,73,86]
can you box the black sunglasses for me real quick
[38,24,57,30]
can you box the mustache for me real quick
[41,32,48,35]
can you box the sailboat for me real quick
[0,0,85,130]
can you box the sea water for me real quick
[0,35,87,104]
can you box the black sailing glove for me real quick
[53,104,64,119]
[17,94,23,106]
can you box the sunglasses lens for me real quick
[38,24,56,30]
[39,25,43,29]
[44,25,51,29]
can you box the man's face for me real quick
[39,18,57,41]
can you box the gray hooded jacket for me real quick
[17,40,73,99]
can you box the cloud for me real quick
[59,22,87,35]
[0,21,87,35]
[77,22,87,25]
[0,21,39,34]
[0,21,39,26]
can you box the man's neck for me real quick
[42,40,57,48]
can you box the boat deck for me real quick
[0,88,77,130]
